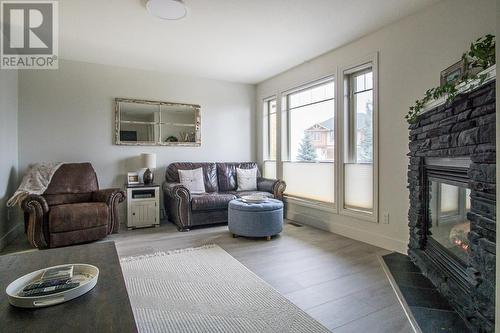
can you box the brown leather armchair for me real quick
[21,163,126,248]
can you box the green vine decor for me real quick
[406,34,495,124]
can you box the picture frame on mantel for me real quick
[440,59,465,87]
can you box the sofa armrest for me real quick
[21,194,49,248]
[92,188,126,234]
[93,188,126,205]
[163,182,191,230]
[257,177,286,200]
[163,182,191,200]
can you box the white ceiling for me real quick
[60,0,441,84]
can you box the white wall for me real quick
[18,59,256,219]
[0,70,20,250]
[256,0,496,253]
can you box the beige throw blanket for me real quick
[7,162,63,207]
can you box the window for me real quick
[343,64,375,215]
[282,78,335,203]
[287,80,334,162]
[328,131,334,144]
[259,54,378,221]
[263,98,277,178]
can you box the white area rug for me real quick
[120,244,330,333]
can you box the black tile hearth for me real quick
[392,271,436,289]
[382,252,472,333]
[398,286,453,311]
[410,307,471,333]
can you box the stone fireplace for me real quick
[407,80,496,332]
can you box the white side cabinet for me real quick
[126,184,160,229]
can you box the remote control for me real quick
[19,282,80,297]
[23,278,70,292]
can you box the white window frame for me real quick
[262,96,278,179]
[263,96,277,161]
[338,52,379,223]
[280,74,337,209]
[282,75,335,163]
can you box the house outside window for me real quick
[304,118,334,161]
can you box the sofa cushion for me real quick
[178,168,206,193]
[216,162,260,192]
[165,162,218,192]
[191,193,236,211]
[236,167,258,191]
[49,202,108,233]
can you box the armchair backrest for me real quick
[165,162,219,193]
[45,163,99,194]
[216,162,260,192]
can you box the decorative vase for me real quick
[143,168,154,185]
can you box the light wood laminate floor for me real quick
[3,221,413,332]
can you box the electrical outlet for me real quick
[383,213,390,224]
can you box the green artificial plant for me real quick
[406,34,495,124]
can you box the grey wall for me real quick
[18,59,256,220]
[0,70,20,250]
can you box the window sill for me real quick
[284,195,336,213]
[340,207,378,223]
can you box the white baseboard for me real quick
[286,210,407,254]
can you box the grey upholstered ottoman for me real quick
[228,198,284,240]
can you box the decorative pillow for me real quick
[236,167,258,191]
[178,168,205,194]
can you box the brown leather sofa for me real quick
[163,162,286,231]
[21,163,126,248]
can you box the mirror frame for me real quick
[114,97,201,146]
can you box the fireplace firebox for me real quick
[408,80,496,332]
[420,158,476,300]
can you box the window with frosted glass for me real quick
[283,79,335,203]
[344,67,374,212]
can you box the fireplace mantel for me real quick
[419,65,496,114]
[407,79,496,332]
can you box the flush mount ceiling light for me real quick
[146,0,187,20]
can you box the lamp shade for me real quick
[142,153,157,169]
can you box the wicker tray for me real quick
[6,264,99,308]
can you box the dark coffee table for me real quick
[0,241,137,333]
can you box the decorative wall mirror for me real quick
[114,98,201,146]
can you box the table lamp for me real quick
[142,153,157,185]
